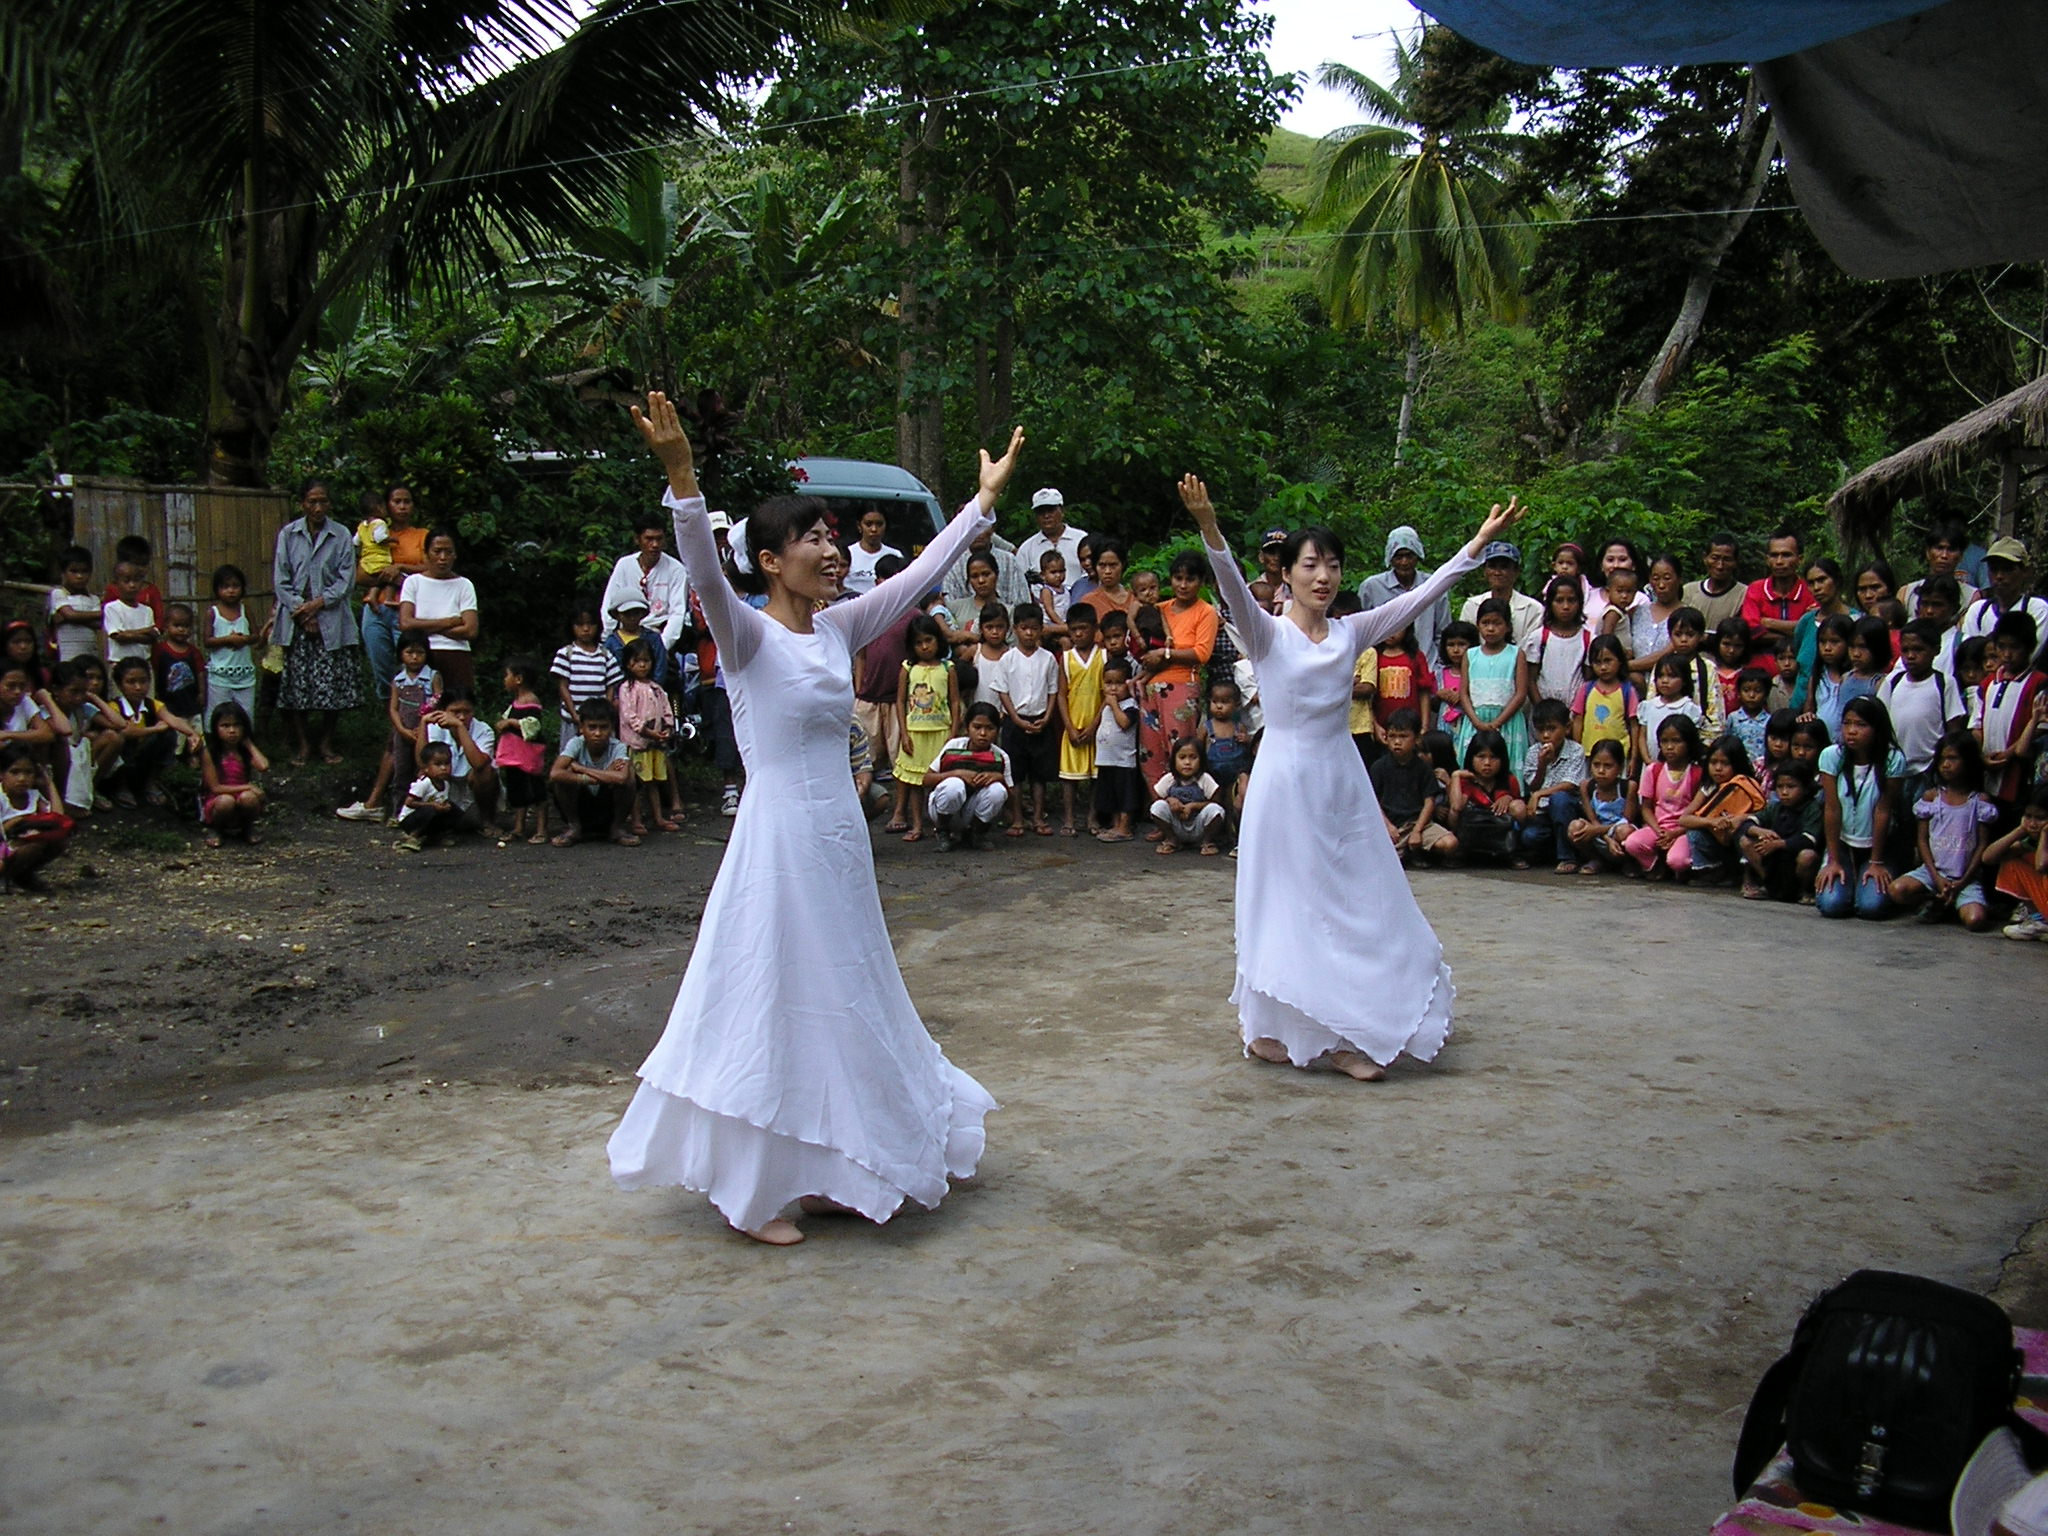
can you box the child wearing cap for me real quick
[1251,527,1291,614]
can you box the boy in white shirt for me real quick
[47,547,102,662]
[102,563,158,665]
[993,601,1061,834]
[394,741,459,852]
[925,703,1013,850]
[1091,658,1141,842]
[1878,619,1966,803]
[418,686,498,832]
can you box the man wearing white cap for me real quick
[1961,538,2048,641]
[1015,487,1089,586]
[1359,525,1450,665]
[601,511,693,650]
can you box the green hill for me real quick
[1261,125,1324,210]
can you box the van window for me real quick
[821,499,931,561]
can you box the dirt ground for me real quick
[4,771,2048,1534]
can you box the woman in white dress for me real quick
[1177,474,1527,1081]
[608,392,1024,1244]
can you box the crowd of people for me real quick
[5,477,2047,939]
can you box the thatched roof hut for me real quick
[1829,374,2048,551]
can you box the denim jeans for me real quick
[1815,847,1893,920]
[1517,793,1578,862]
[360,602,399,703]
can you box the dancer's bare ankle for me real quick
[737,1218,804,1245]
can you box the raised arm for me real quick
[1350,496,1527,650]
[635,392,765,674]
[1179,474,1275,662]
[825,427,1025,656]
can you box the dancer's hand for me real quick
[1467,495,1528,556]
[632,392,700,500]
[976,427,1027,512]
[1178,475,1222,544]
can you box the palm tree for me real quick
[1302,35,1549,462]
[13,0,817,485]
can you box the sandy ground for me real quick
[3,808,2047,1534]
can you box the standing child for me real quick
[1522,577,1592,704]
[616,638,679,836]
[1572,634,1641,767]
[102,563,159,666]
[1434,620,1476,739]
[1803,613,1855,736]
[1150,737,1226,855]
[892,614,960,841]
[1726,667,1774,765]
[1666,607,1724,739]
[551,603,623,753]
[1638,655,1707,754]
[1987,784,2048,938]
[153,604,204,724]
[1815,695,1904,920]
[494,656,552,845]
[969,604,1012,709]
[1346,598,1379,762]
[1711,618,1752,721]
[1738,760,1824,902]
[1518,697,1588,872]
[1624,716,1704,878]
[1770,636,1801,712]
[1370,619,1434,741]
[1878,618,1966,805]
[47,547,101,662]
[1839,615,1892,723]
[197,700,269,848]
[1092,659,1141,842]
[1972,613,2042,819]
[1762,708,1799,789]
[1055,603,1104,834]
[1447,727,1524,866]
[1457,598,1529,768]
[341,630,439,825]
[1677,734,1767,881]
[1568,737,1633,875]
[1200,677,1255,835]
[0,744,72,892]
[994,601,1061,836]
[202,564,261,724]
[1888,729,1998,929]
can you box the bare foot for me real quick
[737,1219,804,1245]
[1155,841,1177,855]
[1247,1036,1291,1064]
[798,1195,861,1216]
[1323,1050,1387,1082]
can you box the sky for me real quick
[1257,0,1428,139]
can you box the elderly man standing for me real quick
[1358,525,1450,665]
[1015,487,1089,587]
[601,512,692,653]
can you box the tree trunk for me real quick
[893,81,946,499]
[1394,331,1422,464]
[1628,78,1778,414]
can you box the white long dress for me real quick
[607,491,997,1231]
[1204,535,1482,1067]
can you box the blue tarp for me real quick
[1417,1,1937,66]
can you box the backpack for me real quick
[1732,1270,2045,1530]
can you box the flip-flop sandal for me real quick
[1004,826,1027,838]
[1741,882,1768,900]
[1034,823,1055,836]
[901,829,924,842]
[656,819,681,833]
[1199,843,1221,856]
[613,832,643,847]
[203,830,221,849]
[527,831,550,845]
[1155,842,1177,856]
[883,821,910,834]
[1059,827,1079,837]
[551,830,582,847]
[1095,830,1133,842]
[245,827,263,844]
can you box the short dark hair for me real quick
[632,512,666,536]
[1768,527,1804,552]
[873,554,907,583]
[1736,666,1773,693]
[112,656,151,683]
[1669,606,1706,637]
[438,685,476,708]
[60,545,92,572]
[963,701,1001,727]
[1899,618,1944,651]
[1529,698,1570,731]
[1707,530,1738,551]
[1011,601,1043,626]
[1102,658,1131,680]
[576,696,617,726]
[1067,601,1098,626]
[1038,547,1066,569]
[1991,612,2039,651]
[115,534,152,564]
[1279,526,1344,572]
[1384,706,1422,735]
[1917,573,1961,608]
[1773,760,1817,797]
[1098,608,1129,632]
[419,740,454,765]
[979,602,1009,627]
[1169,551,1207,581]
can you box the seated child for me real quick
[549,697,634,847]
[1677,734,1767,880]
[1447,727,1523,866]
[1150,736,1226,855]
[0,744,72,893]
[1373,707,1456,864]
[395,740,462,851]
[1518,697,1589,872]
[1987,783,2048,939]
[1624,716,1704,878]
[1738,759,1823,902]
[106,657,200,807]
[197,700,268,848]
[1567,738,1633,874]
[419,685,499,834]
[1889,728,1998,929]
[927,702,1014,850]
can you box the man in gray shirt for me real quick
[1358,524,1450,664]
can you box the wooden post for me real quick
[2000,446,2020,539]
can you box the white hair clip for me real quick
[726,516,754,575]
